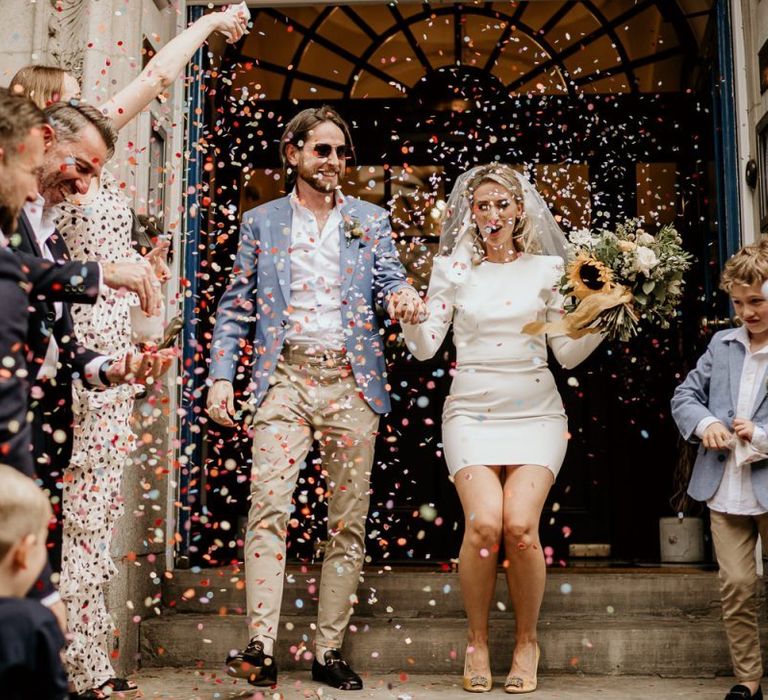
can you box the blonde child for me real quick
[0,464,68,699]
[672,239,768,700]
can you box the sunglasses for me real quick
[312,143,350,159]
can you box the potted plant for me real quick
[660,438,706,563]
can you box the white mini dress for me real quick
[402,254,603,477]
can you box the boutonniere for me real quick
[343,217,365,248]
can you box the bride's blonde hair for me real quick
[466,164,536,264]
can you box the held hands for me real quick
[207,379,236,427]
[105,349,176,386]
[387,287,428,325]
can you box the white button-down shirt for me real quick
[696,326,768,515]
[284,190,345,349]
[22,197,107,385]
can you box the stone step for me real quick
[140,612,754,676]
[162,567,726,619]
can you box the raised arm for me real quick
[548,332,604,370]
[102,6,248,131]
[401,256,455,361]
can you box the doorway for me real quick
[178,0,732,568]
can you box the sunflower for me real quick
[567,253,615,300]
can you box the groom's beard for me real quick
[297,161,341,193]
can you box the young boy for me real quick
[672,239,768,700]
[0,464,68,699]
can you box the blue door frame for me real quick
[176,4,206,567]
[714,0,742,262]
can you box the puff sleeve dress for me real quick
[402,253,602,477]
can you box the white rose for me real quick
[634,246,659,275]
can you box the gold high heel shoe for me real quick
[462,647,493,693]
[504,643,540,694]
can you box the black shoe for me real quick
[726,685,763,700]
[225,638,278,687]
[311,649,363,690]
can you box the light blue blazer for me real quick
[209,196,408,414]
[671,329,768,509]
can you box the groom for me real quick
[208,105,425,690]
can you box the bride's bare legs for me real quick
[454,466,504,685]
[502,464,554,688]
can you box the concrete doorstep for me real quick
[132,668,730,699]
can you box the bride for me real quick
[402,163,603,694]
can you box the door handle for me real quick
[700,316,733,330]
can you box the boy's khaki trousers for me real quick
[711,509,768,682]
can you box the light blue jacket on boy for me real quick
[671,328,768,509]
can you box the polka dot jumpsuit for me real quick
[55,171,144,694]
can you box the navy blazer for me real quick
[671,328,768,509]
[0,247,32,476]
[10,212,103,601]
[0,247,57,602]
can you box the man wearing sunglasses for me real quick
[208,105,426,691]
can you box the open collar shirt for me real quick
[284,189,346,350]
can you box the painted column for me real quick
[733,0,760,243]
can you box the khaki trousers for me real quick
[710,509,768,682]
[245,345,379,650]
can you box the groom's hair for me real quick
[279,105,355,191]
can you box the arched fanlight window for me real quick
[230,1,705,101]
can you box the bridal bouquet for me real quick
[525,219,692,342]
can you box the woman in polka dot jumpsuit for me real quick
[56,171,147,695]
